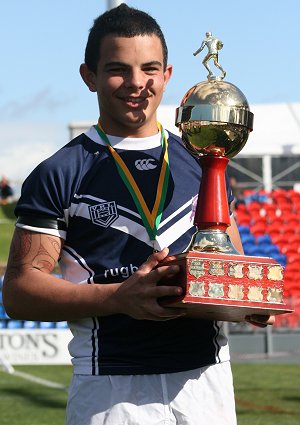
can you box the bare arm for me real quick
[2,228,185,322]
[227,214,244,254]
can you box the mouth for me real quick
[122,96,149,108]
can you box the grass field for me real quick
[0,365,72,425]
[0,203,16,267]
[0,363,299,424]
[232,363,300,425]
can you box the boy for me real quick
[3,4,272,424]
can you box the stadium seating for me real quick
[23,321,39,329]
[0,305,7,319]
[39,322,56,329]
[7,320,23,329]
[56,321,69,329]
[235,188,300,323]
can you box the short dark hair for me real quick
[84,3,168,73]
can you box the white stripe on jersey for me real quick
[61,246,95,284]
[68,196,194,249]
[15,223,67,239]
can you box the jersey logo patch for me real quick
[89,201,118,227]
[135,158,157,170]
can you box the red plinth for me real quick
[158,154,292,322]
[159,252,292,322]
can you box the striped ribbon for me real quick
[94,120,170,242]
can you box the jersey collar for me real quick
[85,126,169,151]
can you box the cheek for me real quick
[97,78,121,98]
[105,76,124,91]
[156,76,168,93]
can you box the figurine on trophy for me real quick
[193,31,226,80]
[159,34,292,322]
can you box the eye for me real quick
[143,66,160,74]
[105,64,129,75]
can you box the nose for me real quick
[124,68,144,89]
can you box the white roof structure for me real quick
[69,102,300,157]
[69,103,300,192]
[243,103,300,156]
[157,103,300,157]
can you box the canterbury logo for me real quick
[135,159,157,170]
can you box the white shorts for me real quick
[66,361,237,425]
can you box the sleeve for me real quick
[15,147,81,240]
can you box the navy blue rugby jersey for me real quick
[15,125,234,375]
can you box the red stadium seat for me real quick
[277,200,292,211]
[267,223,282,237]
[288,189,300,203]
[289,234,300,244]
[282,223,297,237]
[292,200,300,213]
[271,189,288,202]
[235,203,247,212]
[235,211,251,226]
[250,222,267,237]
[271,234,286,245]
[268,217,284,227]
[282,245,299,256]
[247,201,261,213]
[283,213,300,225]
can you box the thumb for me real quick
[139,248,170,273]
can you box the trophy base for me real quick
[158,251,292,322]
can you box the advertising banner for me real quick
[0,329,72,365]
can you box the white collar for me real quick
[85,126,169,151]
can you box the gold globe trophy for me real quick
[160,33,291,321]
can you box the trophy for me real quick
[159,33,292,321]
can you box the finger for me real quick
[152,283,183,299]
[146,265,182,293]
[140,248,170,272]
[245,314,275,327]
[145,306,187,321]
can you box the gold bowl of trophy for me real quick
[176,79,254,159]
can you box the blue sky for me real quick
[1,0,300,182]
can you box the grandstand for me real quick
[233,188,300,329]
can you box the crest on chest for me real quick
[89,201,118,228]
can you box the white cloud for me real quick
[0,122,68,185]
[0,87,74,120]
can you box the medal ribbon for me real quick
[94,120,170,242]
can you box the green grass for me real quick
[233,363,300,424]
[0,365,72,425]
[0,203,16,267]
[0,364,299,424]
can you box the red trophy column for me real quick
[194,156,230,231]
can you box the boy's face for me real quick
[81,34,172,137]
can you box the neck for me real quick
[99,118,159,138]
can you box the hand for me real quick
[113,248,186,321]
[245,314,275,328]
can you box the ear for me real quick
[163,64,173,91]
[79,64,97,92]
